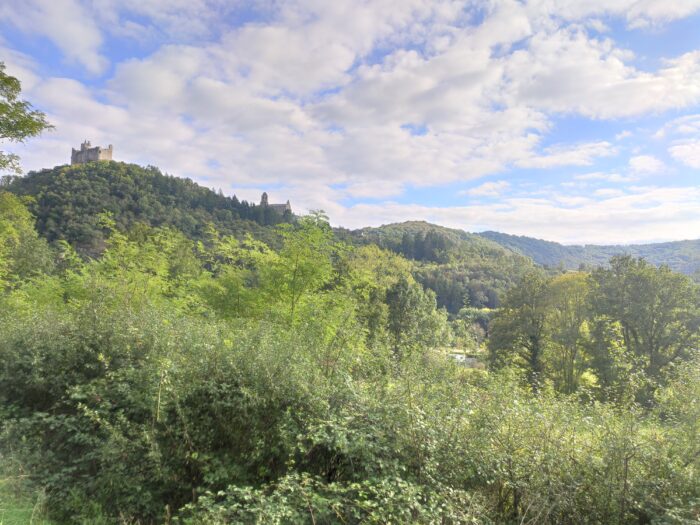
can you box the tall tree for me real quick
[0,62,52,174]
[546,272,591,393]
[590,255,700,379]
[488,270,550,391]
[262,211,336,323]
[0,192,53,285]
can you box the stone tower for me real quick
[260,192,292,214]
[71,140,113,164]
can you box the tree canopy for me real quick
[0,62,52,174]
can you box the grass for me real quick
[0,456,53,525]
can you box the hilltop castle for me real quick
[71,140,113,164]
[260,192,291,214]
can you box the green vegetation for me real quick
[0,63,52,175]
[2,59,698,524]
[2,162,291,256]
[481,230,700,276]
[489,260,700,402]
[1,193,699,524]
[344,221,535,311]
[0,455,52,525]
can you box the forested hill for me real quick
[2,161,292,255]
[7,161,699,311]
[1,162,531,312]
[480,230,700,276]
[341,221,535,311]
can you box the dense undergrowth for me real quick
[1,192,699,524]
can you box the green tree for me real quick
[0,62,52,174]
[590,256,700,381]
[262,211,336,323]
[546,272,591,393]
[0,192,53,286]
[386,275,450,356]
[488,270,550,391]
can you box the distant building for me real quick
[71,140,113,164]
[260,192,291,214]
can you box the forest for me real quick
[1,61,699,524]
[1,187,699,524]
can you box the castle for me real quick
[71,140,113,164]
[260,192,291,214]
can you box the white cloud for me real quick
[657,114,700,168]
[669,141,700,168]
[464,180,510,197]
[0,0,107,73]
[574,172,637,183]
[4,0,700,243]
[505,29,700,119]
[629,154,665,174]
[529,0,700,29]
[517,141,616,168]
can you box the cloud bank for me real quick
[2,0,700,243]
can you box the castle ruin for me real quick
[260,192,292,214]
[71,141,113,164]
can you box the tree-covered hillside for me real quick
[2,164,537,312]
[480,230,700,276]
[1,161,291,255]
[2,192,699,524]
[5,161,700,314]
[342,221,536,311]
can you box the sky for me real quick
[2,0,700,245]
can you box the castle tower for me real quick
[71,140,113,164]
[259,192,292,214]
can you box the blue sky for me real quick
[2,0,700,244]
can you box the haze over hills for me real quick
[479,230,700,276]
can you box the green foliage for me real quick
[177,473,486,524]
[0,192,54,286]
[0,202,699,524]
[590,256,700,380]
[488,269,550,390]
[4,162,291,256]
[0,454,53,525]
[0,62,52,174]
[489,261,700,403]
[344,221,534,312]
[481,230,700,276]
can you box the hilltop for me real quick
[2,163,535,312]
[2,161,292,255]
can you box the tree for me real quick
[0,192,54,286]
[385,275,450,356]
[488,270,550,391]
[590,256,700,381]
[545,272,591,393]
[262,211,336,323]
[0,62,52,174]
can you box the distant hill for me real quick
[2,161,291,255]
[479,231,700,276]
[341,221,537,311]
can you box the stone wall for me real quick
[71,141,113,164]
